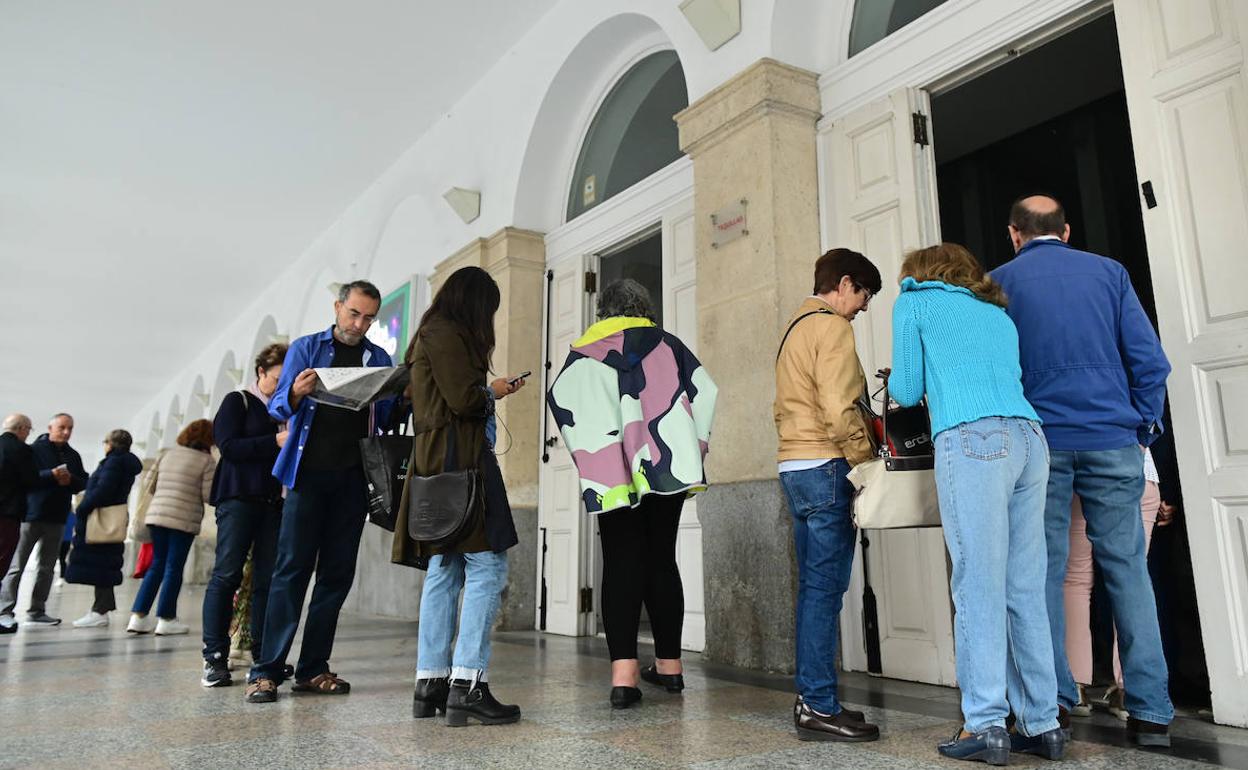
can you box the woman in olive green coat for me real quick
[396,266,527,727]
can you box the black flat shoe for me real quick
[1127,717,1171,748]
[445,680,521,727]
[412,677,450,718]
[793,695,864,723]
[795,701,879,742]
[1010,726,1066,760]
[640,664,684,693]
[610,686,643,709]
[937,726,1010,765]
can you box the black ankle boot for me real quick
[412,677,450,718]
[445,679,521,727]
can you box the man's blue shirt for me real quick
[268,326,394,489]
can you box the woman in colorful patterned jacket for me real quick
[547,278,717,710]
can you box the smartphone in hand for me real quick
[507,371,532,387]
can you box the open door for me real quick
[825,87,957,686]
[538,258,589,636]
[1116,0,1248,727]
[661,196,706,651]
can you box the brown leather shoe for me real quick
[795,701,880,742]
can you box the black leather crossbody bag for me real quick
[406,419,483,548]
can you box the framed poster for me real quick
[366,275,427,361]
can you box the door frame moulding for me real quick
[537,157,695,635]
[545,157,695,269]
[817,0,1110,124]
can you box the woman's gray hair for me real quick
[596,278,657,323]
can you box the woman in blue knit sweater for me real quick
[890,243,1064,765]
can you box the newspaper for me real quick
[310,366,409,411]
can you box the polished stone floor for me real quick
[2,580,1246,769]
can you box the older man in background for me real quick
[0,414,39,633]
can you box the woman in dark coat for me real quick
[67,429,143,628]
[397,266,526,727]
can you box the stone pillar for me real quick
[675,58,822,672]
[430,227,545,630]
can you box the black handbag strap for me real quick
[409,417,461,473]
[776,308,834,362]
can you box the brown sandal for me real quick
[245,677,278,703]
[292,671,351,695]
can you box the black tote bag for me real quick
[360,431,413,532]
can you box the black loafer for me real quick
[795,701,879,742]
[937,726,1010,765]
[1010,726,1067,760]
[1127,717,1171,748]
[610,686,643,709]
[793,695,864,723]
[640,664,685,693]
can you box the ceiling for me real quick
[0,0,557,461]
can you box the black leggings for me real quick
[58,541,70,576]
[92,585,116,614]
[597,493,685,661]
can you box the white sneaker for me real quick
[155,617,190,636]
[127,613,157,634]
[72,611,109,628]
[53,577,65,587]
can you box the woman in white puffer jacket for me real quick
[127,419,216,636]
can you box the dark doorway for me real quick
[931,13,1210,710]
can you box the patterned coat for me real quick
[547,317,717,514]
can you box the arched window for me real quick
[567,51,688,221]
[848,0,949,57]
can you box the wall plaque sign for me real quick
[710,198,748,248]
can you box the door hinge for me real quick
[1141,180,1158,209]
[912,111,929,147]
[579,586,593,614]
[584,270,597,294]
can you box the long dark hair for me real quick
[408,266,500,368]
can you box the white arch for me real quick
[162,396,182,450]
[770,0,855,74]
[185,374,207,423]
[247,315,281,385]
[210,350,239,415]
[512,13,687,234]
[145,412,162,459]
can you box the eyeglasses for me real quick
[853,282,875,303]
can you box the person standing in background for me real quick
[0,414,39,633]
[1,413,87,629]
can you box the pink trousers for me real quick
[1062,481,1161,687]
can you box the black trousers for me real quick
[597,492,685,661]
[92,585,116,614]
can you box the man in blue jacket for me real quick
[991,195,1173,747]
[0,413,88,628]
[246,281,394,704]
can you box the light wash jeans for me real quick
[1044,445,1173,725]
[416,550,509,683]
[779,459,856,715]
[936,417,1059,736]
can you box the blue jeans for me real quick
[1044,445,1173,724]
[779,459,856,715]
[131,525,196,619]
[201,498,281,662]
[936,417,1059,736]
[249,467,367,683]
[416,551,509,682]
